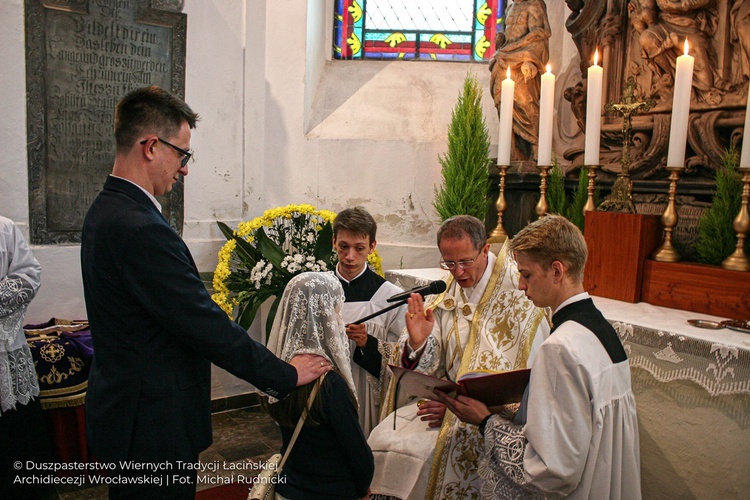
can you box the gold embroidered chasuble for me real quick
[377,242,549,499]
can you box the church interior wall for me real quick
[1,0,579,323]
[1,2,746,496]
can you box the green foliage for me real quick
[567,169,593,232]
[543,162,597,233]
[696,148,743,265]
[433,72,492,222]
[547,160,567,216]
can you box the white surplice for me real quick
[0,216,42,414]
[480,294,641,500]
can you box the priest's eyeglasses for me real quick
[439,252,481,271]
[140,137,193,167]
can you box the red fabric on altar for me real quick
[43,404,90,467]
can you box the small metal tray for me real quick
[687,319,750,334]
[687,319,724,329]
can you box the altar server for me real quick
[334,207,406,436]
[437,214,641,499]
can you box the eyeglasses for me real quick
[439,252,481,270]
[140,137,193,167]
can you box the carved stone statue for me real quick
[730,0,750,89]
[628,0,722,104]
[489,0,551,163]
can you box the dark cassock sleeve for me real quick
[353,334,383,378]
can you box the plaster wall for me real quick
[2,4,744,497]
[1,0,578,323]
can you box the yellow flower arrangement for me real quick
[212,204,383,340]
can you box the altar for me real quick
[385,268,750,499]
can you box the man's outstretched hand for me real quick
[289,353,332,386]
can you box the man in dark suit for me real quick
[81,86,329,498]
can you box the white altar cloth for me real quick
[385,267,750,499]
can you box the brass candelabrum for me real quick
[488,164,510,243]
[721,166,750,272]
[583,164,600,214]
[536,164,551,218]
[652,165,684,262]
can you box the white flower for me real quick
[294,254,305,264]
[250,259,268,289]
[306,233,315,243]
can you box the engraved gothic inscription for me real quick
[25,0,186,244]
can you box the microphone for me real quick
[386,280,447,303]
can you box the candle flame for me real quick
[507,67,511,79]
[684,38,689,56]
[594,49,599,66]
[546,64,551,73]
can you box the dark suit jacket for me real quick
[81,176,296,463]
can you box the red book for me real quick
[388,364,530,410]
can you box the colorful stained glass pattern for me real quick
[334,0,505,62]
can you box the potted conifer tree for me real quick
[433,73,492,222]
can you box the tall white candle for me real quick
[538,64,555,165]
[667,39,694,168]
[498,67,515,166]
[741,83,750,168]
[584,49,603,166]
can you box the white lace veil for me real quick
[266,271,357,405]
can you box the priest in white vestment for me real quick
[368,215,550,499]
[437,215,641,499]
[334,207,407,436]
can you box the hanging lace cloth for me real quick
[266,271,357,404]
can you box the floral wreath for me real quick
[212,204,383,341]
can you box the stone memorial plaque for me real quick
[25,0,186,244]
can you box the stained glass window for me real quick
[333,0,505,62]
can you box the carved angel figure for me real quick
[628,0,722,104]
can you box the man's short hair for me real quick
[333,207,377,243]
[114,86,199,154]
[437,215,487,250]
[509,214,588,283]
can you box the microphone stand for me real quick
[350,299,407,325]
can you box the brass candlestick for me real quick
[583,164,600,214]
[489,164,510,243]
[536,164,551,218]
[652,165,684,262]
[721,166,750,272]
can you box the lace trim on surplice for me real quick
[0,343,40,415]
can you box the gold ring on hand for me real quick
[320,361,324,367]
[409,313,415,319]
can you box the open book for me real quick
[389,364,530,410]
